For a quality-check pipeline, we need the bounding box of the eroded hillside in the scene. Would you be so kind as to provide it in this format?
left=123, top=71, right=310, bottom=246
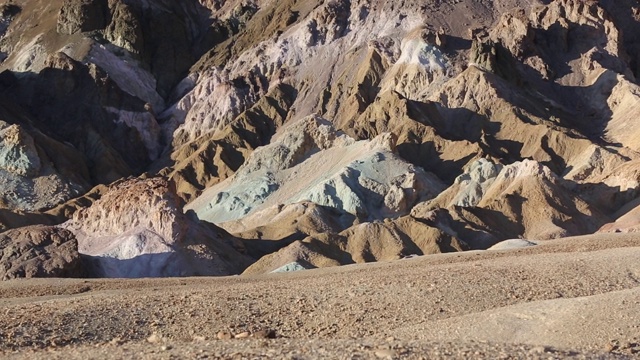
left=1, top=0, right=640, bottom=278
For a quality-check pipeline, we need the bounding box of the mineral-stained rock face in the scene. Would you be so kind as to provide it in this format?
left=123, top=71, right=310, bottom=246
left=0, top=225, right=84, bottom=280
left=188, top=115, right=445, bottom=225
left=62, top=177, right=252, bottom=278
left=417, top=159, right=609, bottom=242
left=0, top=120, right=41, bottom=177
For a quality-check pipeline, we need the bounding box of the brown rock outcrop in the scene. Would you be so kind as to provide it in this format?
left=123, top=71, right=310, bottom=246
left=57, top=0, right=109, bottom=35
left=243, top=214, right=467, bottom=275
left=0, top=225, right=84, bottom=280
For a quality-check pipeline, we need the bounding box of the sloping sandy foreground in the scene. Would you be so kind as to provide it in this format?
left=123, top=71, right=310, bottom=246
left=1, top=234, right=639, bottom=359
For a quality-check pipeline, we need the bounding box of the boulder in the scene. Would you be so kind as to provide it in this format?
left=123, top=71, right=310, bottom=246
left=57, top=0, right=109, bottom=35
left=0, top=225, right=84, bottom=280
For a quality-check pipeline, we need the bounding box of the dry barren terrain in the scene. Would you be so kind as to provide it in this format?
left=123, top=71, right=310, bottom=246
left=2, top=0, right=640, bottom=358
left=1, top=233, right=639, bottom=359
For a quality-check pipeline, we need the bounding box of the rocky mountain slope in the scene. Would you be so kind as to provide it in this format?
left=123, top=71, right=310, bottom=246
left=1, top=0, right=640, bottom=358
left=0, top=0, right=639, bottom=279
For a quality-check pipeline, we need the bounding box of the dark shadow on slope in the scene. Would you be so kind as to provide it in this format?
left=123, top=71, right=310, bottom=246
left=540, top=134, right=567, bottom=175
left=81, top=253, right=175, bottom=278
left=80, top=250, right=244, bottom=279
left=397, top=142, right=477, bottom=184
left=600, top=0, right=640, bottom=80
left=240, top=235, right=305, bottom=261
left=305, top=236, right=357, bottom=265
left=441, top=35, right=472, bottom=56
left=455, top=195, right=527, bottom=248
left=565, top=179, right=640, bottom=216
left=230, top=84, right=299, bottom=148
left=152, top=83, right=298, bottom=202
left=465, top=29, right=629, bottom=144
left=105, top=0, right=219, bottom=97
left=413, top=208, right=498, bottom=250
left=193, top=0, right=301, bottom=70
left=0, top=209, right=60, bottom=234
left=492, top=21, right=633, bottom=142
left=393, top=230, right=425, bottom=256
left=0, top=63, right=153, bottom=184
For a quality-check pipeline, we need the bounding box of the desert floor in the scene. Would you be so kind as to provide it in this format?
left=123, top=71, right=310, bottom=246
left=1, top=233, right=639, bottom=359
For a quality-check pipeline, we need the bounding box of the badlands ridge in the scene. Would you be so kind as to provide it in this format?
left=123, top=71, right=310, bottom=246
left=0, top=0, right=639, bottom=357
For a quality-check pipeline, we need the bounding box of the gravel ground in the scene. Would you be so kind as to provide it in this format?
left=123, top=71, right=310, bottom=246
left=0, top=233, right=639, bottom=359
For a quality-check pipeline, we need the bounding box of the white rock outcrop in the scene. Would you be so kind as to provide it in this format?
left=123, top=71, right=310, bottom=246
left=63, top=178, right=251, bottom=278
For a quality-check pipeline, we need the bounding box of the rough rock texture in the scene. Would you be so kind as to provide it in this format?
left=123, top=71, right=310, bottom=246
left=0, top=0, right=221, bottom=196
left=62, top=178, right=252, bottom=278
left=56, top=0, right=108, bottom=35
left=0, top=225, right=84, bottom=280
left=0, top=102, right=90, bottom=214
left=161, top=82, right=298, bottom=202
left=243, top=214, right=467, bottom=275
left=3, top=52, right=161, bottom=184
left=102, top=0, right=217, bottom=97
left=163, top=0, right=543, bottom=188
left=0, top=120, right=40, bottom=177
left=416, top=159, right=609, bottom=243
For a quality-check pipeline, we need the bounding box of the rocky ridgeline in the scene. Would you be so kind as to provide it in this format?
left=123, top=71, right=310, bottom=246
left=1, top=0, right=640, bottom=278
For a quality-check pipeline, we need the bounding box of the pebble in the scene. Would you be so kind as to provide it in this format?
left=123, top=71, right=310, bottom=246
left=216, top=331, right=232, bottom=340
left=375, top=349, right=396, bottom=358
left=234, top=331, right=250, bottom=339
left=604, top=343, right=616, bottom=352
left=146, top=333, right=161, bottom=344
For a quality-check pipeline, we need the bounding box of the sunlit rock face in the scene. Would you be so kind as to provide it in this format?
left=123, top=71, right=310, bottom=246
left=62, top=178, right=252, bottom=278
